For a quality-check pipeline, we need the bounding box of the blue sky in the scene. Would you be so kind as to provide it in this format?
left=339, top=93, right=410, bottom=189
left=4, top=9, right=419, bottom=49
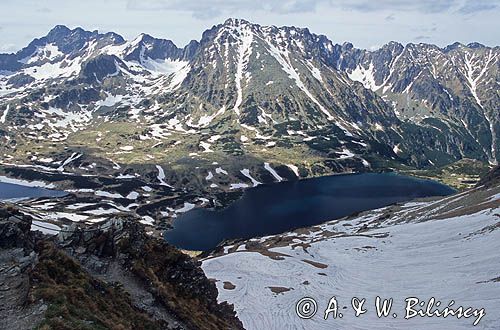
left=0, top=0, right=498, bottom=53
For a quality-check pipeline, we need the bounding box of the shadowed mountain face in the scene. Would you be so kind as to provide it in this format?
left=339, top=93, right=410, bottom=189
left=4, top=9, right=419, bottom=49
left=0, top=19, right=498, bottom=188
left=334, top=41, right=499, bottom=165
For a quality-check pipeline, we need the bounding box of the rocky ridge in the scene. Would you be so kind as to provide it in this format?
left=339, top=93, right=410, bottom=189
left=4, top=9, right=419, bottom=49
left=0, top=206, right=243, bottom=330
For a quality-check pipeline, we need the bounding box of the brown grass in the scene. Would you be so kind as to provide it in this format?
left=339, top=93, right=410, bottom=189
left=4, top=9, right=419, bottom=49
left=30, top=241, right=164, bottom=330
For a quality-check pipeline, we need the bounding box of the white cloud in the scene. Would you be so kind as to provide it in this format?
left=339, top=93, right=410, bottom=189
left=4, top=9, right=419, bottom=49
left=127, top=0, right=322, bottom=17
left=0, top=0, right=498, bottom=54
left=458, top=0, right=500, bottom=14
left=0, top=43, right=17, bottom=53
left=126, top=0, right=496, bottom=18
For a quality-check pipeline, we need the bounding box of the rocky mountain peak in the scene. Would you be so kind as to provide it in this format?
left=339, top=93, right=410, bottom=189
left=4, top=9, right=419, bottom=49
left=378, top=41, right=404, bottom=53
left=46, top=24, right=72, bottom=38
left=467, top=42, right=486, bottom=49
left=223, top=17, right=250, bottom=26
left=443, top=41, right=465, bottom=52
left=13, top=25, right=125, bottom=66
left=44, top=25, right=97, bottom=53
left=124, top=33, right=182, bottom=62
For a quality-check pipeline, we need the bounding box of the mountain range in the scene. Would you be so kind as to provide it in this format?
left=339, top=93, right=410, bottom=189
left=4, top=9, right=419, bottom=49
left=0, top=19, right=498, bottom=194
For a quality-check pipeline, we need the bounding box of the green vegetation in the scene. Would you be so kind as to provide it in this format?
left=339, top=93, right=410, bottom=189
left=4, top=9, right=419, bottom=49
left=32, top=241, right=163, bottom=330
left=402, top=158, right=491, bottom=190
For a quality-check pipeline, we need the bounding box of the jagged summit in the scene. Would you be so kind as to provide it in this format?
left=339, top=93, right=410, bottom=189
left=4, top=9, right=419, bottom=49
left=467, top=42, right=486, bottom=49
left=348, top=40, right=492, bottom=53
left=2, top=21, right=494, bottom=59
left=47, top=24, right=71, bottom=35
left=223, top=17, right=251, bottom=26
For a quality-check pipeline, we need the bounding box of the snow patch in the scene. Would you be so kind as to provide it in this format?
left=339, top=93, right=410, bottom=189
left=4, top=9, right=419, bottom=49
left=240, top=169, right=261, bottom=187
left=348, top=62, right=380, bottom=91
left=230, top=183, right=249, bottom=190
left=0, top=175, right=55, bottom=188
left=31, top=220, right=61, bottom=235
left=216, top=167, right=228, bottom=175
left=156, top=165, right=172, bottom=187
left=175, top=202, right=196, bottom=213
left=264, top=163, right=283, bottom=182
left=0, top=104, right=9, bottom=123
left=286, top=164, right=300, bottom=177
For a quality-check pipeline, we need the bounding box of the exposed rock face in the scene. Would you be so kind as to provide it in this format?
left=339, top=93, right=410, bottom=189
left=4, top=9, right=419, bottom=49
left=79, top=54, right=123, bottom=84
left=58, top=217, right=243, bottom=330
left=0, top=207, right=33, bottom=250
left=0, top=210, right=44, bottom=330
left=0, top=208, right=243, bottom=330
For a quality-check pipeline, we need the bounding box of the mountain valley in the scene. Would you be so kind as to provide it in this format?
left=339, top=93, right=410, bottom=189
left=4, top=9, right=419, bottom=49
left=0, top=19, right=498, bottom=230
left=0, top=16, right=499, bottom=330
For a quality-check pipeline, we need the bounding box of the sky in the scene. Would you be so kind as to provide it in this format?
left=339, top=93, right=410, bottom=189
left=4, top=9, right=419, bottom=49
left=0, top=0, right=499, bottom=53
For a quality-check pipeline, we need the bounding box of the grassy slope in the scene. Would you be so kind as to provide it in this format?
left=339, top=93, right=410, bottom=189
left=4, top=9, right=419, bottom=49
left=31, top=241, right=164, bottom=330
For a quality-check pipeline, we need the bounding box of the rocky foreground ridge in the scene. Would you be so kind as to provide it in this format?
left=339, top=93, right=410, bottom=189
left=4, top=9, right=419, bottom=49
left=0, top=208, right=243, bottom=330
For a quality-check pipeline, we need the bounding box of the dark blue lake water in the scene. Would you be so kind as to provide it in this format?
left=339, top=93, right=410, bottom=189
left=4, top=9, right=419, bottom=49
left=164, top=173, right=455, bottom=251
left=0, top=182, right=66, bottom=200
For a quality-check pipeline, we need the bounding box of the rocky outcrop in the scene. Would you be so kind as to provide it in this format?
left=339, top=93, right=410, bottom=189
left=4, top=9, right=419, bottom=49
left=80, top=54, right=123, bottom=84
left=58, top=217, right=244, bottom=330
left=0, top=209, right=44, bottom=330
left=0, top=207, right=34, bottom=250
left=0, top=207, right=243, bottom=330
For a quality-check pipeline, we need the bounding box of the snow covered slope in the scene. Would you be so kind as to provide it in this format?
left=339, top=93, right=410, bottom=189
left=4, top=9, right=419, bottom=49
left=202, top=179, right=500, bottom=329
